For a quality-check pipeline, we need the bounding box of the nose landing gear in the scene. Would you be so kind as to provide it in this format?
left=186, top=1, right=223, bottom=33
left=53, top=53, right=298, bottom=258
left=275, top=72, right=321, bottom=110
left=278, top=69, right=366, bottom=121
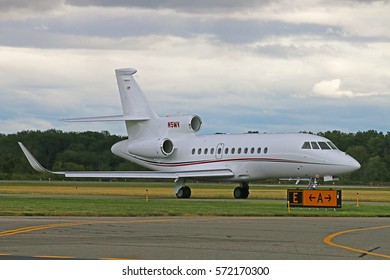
left=307, top=177, right=319, bottom=190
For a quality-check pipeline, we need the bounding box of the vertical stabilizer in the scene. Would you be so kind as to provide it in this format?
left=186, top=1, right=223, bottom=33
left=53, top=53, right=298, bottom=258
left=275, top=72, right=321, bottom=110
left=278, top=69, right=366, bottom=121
left=115, top=68, right=158, bottom=120
left=115, top=68, right=160, bottom=139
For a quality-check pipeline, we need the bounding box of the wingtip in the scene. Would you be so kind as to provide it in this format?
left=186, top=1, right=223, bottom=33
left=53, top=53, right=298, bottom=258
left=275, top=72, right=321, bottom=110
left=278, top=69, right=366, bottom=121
left=18, top=142, right=50, bottom=173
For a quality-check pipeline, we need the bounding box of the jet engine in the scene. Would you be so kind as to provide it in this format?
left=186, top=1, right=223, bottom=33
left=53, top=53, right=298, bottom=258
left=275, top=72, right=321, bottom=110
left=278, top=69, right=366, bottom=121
left=127, top=138, right=174, bottom=158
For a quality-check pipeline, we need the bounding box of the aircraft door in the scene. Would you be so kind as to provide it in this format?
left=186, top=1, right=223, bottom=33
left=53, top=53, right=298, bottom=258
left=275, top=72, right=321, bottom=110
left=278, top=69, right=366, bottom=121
left=216, top=143, right=224, bottom=159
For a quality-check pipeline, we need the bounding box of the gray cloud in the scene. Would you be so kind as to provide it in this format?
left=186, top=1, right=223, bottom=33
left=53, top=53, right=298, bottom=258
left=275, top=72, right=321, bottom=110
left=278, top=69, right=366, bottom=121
left=65, top=0, right=269, bottom=12
left=0, top=0, right=389, bottom=135
left=0, top=0, right=63, bottom=13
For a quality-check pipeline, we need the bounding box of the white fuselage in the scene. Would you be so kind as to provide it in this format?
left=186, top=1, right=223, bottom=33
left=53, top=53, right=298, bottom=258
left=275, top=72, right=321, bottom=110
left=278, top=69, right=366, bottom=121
left=112, top=132, right=360, bottom=182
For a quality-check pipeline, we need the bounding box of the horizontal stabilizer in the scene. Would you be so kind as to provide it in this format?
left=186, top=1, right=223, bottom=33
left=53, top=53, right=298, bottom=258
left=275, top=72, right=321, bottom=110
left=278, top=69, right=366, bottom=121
left=62, top=115, right=150, bottom=122
left=18, top=142, right=233, bottom=180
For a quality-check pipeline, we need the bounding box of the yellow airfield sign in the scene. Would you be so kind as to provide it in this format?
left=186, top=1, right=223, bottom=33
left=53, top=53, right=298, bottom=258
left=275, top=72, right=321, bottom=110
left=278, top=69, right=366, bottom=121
left=287, top=189, right=342, bottom=208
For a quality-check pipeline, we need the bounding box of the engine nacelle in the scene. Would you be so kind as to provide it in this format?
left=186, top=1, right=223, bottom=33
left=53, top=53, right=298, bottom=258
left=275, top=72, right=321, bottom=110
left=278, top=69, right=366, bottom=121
left=165, top=115, right=202, bottom=133
left=128, top=138, right=174, bottom=158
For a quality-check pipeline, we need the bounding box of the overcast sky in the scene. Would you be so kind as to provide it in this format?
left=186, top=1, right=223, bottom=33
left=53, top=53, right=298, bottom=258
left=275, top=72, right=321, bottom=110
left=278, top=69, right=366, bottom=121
left=1, top=0, right=389, bottom=136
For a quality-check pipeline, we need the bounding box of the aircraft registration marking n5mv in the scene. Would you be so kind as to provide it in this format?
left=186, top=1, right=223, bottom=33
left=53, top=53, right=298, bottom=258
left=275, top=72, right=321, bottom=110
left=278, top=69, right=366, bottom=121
left=19, top=68, right=361, bottom=199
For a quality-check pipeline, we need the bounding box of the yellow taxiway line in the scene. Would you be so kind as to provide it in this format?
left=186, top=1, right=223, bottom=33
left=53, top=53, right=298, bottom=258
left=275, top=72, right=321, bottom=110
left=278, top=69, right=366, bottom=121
left=323, top=224, right=390, bottom=259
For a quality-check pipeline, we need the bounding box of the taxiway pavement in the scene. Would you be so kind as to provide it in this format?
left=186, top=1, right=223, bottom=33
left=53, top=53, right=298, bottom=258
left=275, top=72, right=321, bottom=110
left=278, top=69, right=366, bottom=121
left=0, top=216, right=389, bottom=260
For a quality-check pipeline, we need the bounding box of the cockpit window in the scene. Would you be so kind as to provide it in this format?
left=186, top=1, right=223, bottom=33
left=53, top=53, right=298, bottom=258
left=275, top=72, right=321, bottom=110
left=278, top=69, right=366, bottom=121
left=318, top=142, right=331, bottom=150
left=311, top=142, right=320, bottom=149
left=327, top=141, right=338, bottom=150
left=302, top=141, right=338, bottom=150
left=301, top=142, right=311, bottom=149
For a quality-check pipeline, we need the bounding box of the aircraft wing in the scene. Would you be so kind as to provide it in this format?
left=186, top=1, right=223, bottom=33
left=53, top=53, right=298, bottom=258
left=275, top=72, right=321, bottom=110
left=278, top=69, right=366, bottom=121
left=18, top=142, right=234, bottom=179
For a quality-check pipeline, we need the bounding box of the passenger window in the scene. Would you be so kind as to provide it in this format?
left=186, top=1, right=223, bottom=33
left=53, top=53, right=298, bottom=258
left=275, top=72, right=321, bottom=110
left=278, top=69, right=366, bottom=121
left=250, top=147, right=255, bottom=154
left=318, top=142, right=331, bottom=150
left=257, top=147, right=261, bottom=154
left=238, top=148, right=242, bottom=154
left=244, top=148, right=248, bottom=154
left=301, top=142, right=311, bottom=149
left=327, top=142, right=338, bottom=150
left=264, top=147, right=268, bottom=154
left=198, top=148, right=202, bottom=154
left=192, top=148, right=195, bottom=155
left=231, top=148, right=235, bottom=154
left=204, top=148, right=208, bottom=154
left=217, top=148, right=222, bottom=154
left=225, top=148, right=229, bottom=154
left=311, top=142, right=320, bottom=149
left=211, top=148, right=215, bottom=154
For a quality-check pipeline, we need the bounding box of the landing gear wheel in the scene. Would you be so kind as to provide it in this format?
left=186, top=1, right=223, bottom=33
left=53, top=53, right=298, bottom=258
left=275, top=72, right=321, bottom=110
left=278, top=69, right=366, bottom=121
left=233, top=185, right=249, bottom=199
left=176, top=186, right=191, bottom=199
left=234, top=187, right=242, bottom=199
left=183, top=186, right=191, bottom=198
left=241, top=188, right=249, bottom=199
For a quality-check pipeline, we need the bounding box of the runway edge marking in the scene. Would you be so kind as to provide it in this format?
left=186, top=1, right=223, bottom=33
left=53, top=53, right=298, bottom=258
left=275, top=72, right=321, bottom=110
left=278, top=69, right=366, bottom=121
left=323, top=224, right=390, bottom=259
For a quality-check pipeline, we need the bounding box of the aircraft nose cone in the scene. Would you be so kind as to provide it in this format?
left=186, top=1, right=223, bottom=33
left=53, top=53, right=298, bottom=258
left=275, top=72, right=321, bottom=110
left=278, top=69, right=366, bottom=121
left=347, top=155, right=361, bottom=172
left=352, top=159, right=361, bottom=171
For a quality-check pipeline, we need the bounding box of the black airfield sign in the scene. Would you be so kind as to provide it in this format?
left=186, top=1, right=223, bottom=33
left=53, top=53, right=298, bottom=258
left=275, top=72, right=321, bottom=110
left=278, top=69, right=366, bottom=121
left=287, top=189, right=342, bottom=208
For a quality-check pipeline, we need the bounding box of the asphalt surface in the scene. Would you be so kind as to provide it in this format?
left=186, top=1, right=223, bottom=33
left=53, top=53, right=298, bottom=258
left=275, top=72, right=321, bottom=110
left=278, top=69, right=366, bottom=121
left=0, top=216, right=389, bottom=260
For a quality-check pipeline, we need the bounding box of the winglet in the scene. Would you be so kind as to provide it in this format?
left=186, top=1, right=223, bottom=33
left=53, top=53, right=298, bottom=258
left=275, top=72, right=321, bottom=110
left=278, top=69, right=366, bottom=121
left=18, top=142, right=52, bottom=173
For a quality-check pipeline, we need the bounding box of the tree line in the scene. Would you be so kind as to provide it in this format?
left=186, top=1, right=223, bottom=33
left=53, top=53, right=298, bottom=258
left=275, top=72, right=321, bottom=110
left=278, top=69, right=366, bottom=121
left=0, top=130, right=144, bottom=180
left=0, top=129, right=389, bottom=184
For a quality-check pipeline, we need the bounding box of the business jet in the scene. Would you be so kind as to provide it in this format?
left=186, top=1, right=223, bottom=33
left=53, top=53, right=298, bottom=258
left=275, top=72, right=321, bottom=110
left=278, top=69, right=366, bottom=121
left=19, top=68, right=361, bottom=199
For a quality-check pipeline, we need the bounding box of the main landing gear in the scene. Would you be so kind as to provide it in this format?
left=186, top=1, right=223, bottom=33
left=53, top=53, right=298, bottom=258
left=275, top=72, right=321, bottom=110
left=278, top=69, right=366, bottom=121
left=233, top=182, right=250, bottom=199
left=175, top=179, right=192, bottom=199
left=176, top=186, right=191, bottom=199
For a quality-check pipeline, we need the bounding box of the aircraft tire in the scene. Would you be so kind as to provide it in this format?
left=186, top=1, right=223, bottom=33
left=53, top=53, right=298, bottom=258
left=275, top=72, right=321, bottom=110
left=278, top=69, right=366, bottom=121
left=241, top=188, right=249, bottom=199
left=176, top=187, right=184, bottom=198
left=234, top=186, right=249, bottom=199
left=183, top=186, right=191, bottom=198
left=234, top=187, right=242, bottom=199
left=176, top=186, right=191, bottom=199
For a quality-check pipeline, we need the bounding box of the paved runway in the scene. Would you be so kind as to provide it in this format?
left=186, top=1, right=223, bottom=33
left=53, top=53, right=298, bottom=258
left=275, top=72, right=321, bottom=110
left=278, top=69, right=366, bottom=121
left=0, top=216, right=389, bottom=260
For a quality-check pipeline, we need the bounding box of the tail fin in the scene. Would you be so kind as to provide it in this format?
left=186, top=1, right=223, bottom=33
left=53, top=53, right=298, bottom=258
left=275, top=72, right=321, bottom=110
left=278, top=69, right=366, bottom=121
left=115, top=68, right=162, bottom=139
left=63, top=68, right=161, bottom=139
left=115, top=68, right=158, bottom=120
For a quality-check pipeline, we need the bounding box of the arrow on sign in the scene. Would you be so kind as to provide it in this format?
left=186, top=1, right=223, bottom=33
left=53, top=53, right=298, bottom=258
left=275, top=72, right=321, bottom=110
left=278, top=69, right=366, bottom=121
left=309, top=194, right=316, bottom=201
left=326, top=195, right=332, bottom=202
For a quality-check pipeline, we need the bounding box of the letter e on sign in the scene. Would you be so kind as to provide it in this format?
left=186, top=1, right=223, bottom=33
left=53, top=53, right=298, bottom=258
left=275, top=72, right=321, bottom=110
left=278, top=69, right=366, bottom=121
left=287, top=190, right=303, bottom=207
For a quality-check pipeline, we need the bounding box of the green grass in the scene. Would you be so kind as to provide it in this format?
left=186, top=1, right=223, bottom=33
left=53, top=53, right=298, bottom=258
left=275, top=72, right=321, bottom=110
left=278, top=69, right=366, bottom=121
left=0, top=196, right=389, bottom=217
left=0, top=180, right=389, bottom=217
left=1, top=180, right=390, bottom=201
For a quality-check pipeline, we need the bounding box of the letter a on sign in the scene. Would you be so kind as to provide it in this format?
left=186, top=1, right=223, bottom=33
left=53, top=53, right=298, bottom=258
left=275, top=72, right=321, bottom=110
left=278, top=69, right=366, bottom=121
left=317, top=193, right=323, bottom=203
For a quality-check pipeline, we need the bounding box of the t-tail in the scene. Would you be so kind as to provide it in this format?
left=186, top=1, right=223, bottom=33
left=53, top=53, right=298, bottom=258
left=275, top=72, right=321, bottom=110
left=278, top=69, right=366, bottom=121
left=64, top=68, right=160, bottom=139
left=115, top=68, right=161, bottom=139
left=63, top=68, right=202, bottom=141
